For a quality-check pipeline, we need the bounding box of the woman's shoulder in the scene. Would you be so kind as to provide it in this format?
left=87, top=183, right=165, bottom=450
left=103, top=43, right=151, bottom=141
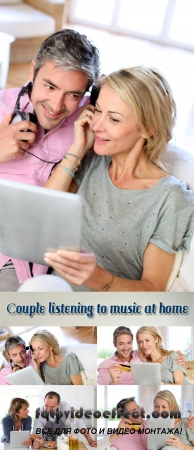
left=2, top=414, right=13, bottom=425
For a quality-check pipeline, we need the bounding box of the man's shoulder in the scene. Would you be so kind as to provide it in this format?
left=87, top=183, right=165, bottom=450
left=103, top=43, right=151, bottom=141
left=0, top=87, right=21, bottom=105
left=98, top=355, right=116, bottom=369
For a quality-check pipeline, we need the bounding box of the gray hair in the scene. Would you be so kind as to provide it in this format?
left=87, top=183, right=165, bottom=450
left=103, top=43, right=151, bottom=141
left=117, top=397, right=136, bottom=415
left=113, top=326, right=133, bottom=343
left=5, top=336, right=26, bottom=354
left=33, top=29, right=100, bottom=90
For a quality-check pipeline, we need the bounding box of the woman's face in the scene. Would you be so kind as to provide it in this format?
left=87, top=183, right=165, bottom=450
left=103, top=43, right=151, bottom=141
left=15, top=404, right=29, bottom=420
left=31, top=339, right=52, bottom=362
left=137, top=332, right=158, bottom=356
left=92, top=84, right=145, bottom=158
left=153, top=397, right=170, bottom=415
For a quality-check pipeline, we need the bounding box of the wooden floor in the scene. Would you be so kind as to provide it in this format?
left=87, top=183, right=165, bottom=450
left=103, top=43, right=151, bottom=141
left=1, top=326, right=97, bottom=351
left=6, top=62, right=31, bottom=89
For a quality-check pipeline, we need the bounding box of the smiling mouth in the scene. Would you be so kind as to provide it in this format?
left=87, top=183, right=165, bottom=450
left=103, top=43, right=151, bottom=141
left=95, top=136, right=110, bottom=143
left=42, top=104, right=68, bottom=118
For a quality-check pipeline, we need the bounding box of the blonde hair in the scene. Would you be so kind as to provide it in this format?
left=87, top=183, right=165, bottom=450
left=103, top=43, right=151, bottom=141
left=153, top=390, right=179, bottom=412
left=8, top=398, right=29, bottom=422
left=30, top=330, right=61, bottom=357
left=136, top=326, right=171, bottom=361
left=98, top=66, right=176, bottom=169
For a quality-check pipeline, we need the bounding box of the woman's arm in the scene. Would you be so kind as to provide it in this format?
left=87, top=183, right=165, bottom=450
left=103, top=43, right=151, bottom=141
left=172, top=370, right=184, bottom=385
left=70, top=374, right=83, bottom=385
left=44, top=242, right=175, bottom=292
left=2, top=416, right=13, bottom=443
left=44, top=107, right=95, bottom=192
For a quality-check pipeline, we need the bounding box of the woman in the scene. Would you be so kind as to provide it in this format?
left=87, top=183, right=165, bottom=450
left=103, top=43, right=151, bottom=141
left=44, top=66, right=194, bottom=292
left=1, top=397, right=32, bottom=444
left=30, top=330, right=84, bottom=385
left=153, top=389, right=194, bottom=449
left=136, top=326, right=190, bottom=384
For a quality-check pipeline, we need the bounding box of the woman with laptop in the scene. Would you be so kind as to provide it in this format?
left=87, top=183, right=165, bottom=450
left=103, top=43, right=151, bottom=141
left=43, top=66, right=194, bottom=292
left=153, top=389, right=194, bottom=449
left=29, top=329, right=85, bottom=385
left=136, top=326, right=191, bottom=385
left=1, top=397, right=32, bottom=444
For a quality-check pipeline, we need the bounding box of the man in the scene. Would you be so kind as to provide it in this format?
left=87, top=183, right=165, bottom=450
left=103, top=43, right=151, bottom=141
left=0, top=29, right=100, bottom=291
left=32, top=391, right=96, bottom=448
left=107, top=397, right=147, bottom=450
left=0, top=336, right=33, bottom=385
left=97, top=326, right=185, bottom=385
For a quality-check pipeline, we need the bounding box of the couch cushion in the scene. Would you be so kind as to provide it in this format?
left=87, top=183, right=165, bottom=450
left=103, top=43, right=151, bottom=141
left=0, top=3, right=55, bottom=38
left=165, top=145, right=194, bottom=292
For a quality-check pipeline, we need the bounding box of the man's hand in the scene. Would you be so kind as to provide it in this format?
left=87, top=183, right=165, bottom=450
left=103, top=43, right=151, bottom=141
left=22, top=438, right=32, bottom=446
left=109, top=363, right=122, bottom=385
left=11, top=365, right=21, bottom=373
left=89, top=440, right=97, bottom=447
left=0, top=113, right=37, bottom=163
left=175, top=350, right=185, bottom=367
left=185, top=414, right=194, bottom=429
left=32, top=437, right=43, bottom=449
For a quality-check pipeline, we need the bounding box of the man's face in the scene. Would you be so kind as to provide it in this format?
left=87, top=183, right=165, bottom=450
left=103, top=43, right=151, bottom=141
left=44, top=396, right=59, bottom=413
left=122, top=401, right=143, bottom=425
left=29, top=60, right=89, bottom=131
left=114, top=333, right=133, bottom=362
left=8, top=344, right=27, bottom=368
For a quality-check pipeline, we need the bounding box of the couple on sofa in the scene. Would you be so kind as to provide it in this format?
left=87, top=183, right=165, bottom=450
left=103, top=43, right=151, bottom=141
left=0, top=331, right=84, bottom=385
left=97, top=326, right=190, bottom=385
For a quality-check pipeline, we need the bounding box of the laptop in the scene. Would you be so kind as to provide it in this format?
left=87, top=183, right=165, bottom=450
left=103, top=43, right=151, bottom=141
left=147, top=417, right=174, bottom=450
left=0, top=178, right=82, bottom=265
left=130, top=362, right=161, bottom=385
left=6, top=365, right=44, bottom=385
left=10, top=431, right=30, bottom=449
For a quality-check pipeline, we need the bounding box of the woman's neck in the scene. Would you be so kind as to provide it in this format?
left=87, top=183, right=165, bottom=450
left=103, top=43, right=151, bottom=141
left=109, top=147, right=166, bottom=190
left=46, top=353, right=63, bottom=367
left=148, top=349, right=163, bottom=362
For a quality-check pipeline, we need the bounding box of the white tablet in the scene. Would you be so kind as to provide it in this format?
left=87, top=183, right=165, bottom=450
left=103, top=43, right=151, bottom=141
left=147, top=417, right=174, bottom=450
left=6, top=365, right=44, bottom=385
left=10, top=431, right=30, bottom=449
left=0, top=178, right=82, bottom=265
left=130, top=362, right=161, bottom=385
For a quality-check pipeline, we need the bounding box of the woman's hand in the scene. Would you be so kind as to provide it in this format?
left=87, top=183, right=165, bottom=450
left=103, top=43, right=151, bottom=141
left=44, top=249, right=96, bottom=286
left=71, top=107, right=95, bottom=159
left=31, top=351, right=41, bottom=372
left=165, top=435, right=186, bottom=449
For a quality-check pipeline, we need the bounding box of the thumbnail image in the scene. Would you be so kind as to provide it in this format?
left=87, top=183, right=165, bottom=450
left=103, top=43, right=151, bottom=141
left=0, top=326, right=97, bottom=386
left=97, top=325, right=194, bottom=385
left=97, top=385, right=194, bottom=449
left=0, top=384, right=96, bottom=448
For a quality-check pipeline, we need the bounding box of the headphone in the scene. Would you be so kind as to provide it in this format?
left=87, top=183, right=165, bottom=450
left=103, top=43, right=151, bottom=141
left=11, top=82, right=37, bottom=127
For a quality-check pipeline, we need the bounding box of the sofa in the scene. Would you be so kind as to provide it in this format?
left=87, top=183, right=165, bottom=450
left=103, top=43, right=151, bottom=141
left=165, top=145, right=194, bottom=292
left=60, top=343, right=97, bottom=385
left=0, top=0, right=65, bottom=63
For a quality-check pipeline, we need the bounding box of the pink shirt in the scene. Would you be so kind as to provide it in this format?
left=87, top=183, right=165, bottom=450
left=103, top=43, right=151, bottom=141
left=0, top=351, right=33, bottom=385
left=97, top=351, right=141, bottom=385
left=110, top=421, right=147, bottom=450
left=0, top=86, right=89, bottom=284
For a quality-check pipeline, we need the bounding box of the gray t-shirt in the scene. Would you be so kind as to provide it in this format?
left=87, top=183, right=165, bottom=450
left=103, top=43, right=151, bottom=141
left=41, top=354, right=84, bottom=385
left=162, top=417, right=194, bottom=448
left=72, top=151, right=194, bottom=291
left=161, top=351, right=191, bottom=384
